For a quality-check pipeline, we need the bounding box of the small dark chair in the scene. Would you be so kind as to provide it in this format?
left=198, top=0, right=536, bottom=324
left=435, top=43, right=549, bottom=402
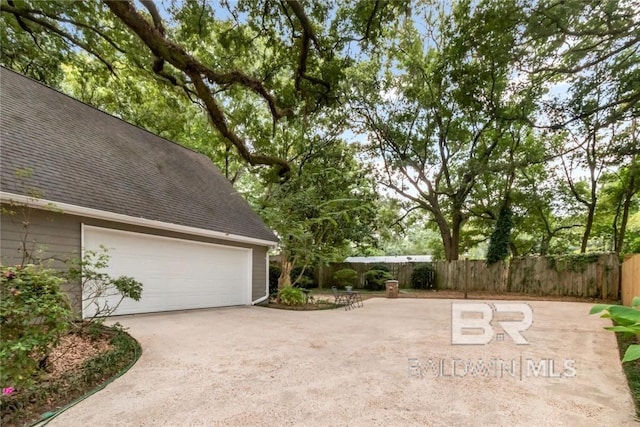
left=332, top=286, right=347, bottom=305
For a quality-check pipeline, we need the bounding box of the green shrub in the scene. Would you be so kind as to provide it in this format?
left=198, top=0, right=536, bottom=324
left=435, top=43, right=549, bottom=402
left=369, top=263, right=390, bottom=272
left=364, top=269, right=392, bottom=290
left=278, top=286, right=306, bottom=306
left=66, top=248, right=142, bottom=324
left=333, top=268, right=358, bottom=289
left=591, top=297, right=640, bottom=362
left=0, top=323, right=141, bottom=426
left=411, top=264, right=436, bottom=289
left=0, top=264, right=72, bottom=390
left=486, top=204, right=513, bottom=264
left=268, top=264, right=315, bottom=294
left=269, top=264, right=281, bottom=295
left=291, top=266, right=316, bottom=288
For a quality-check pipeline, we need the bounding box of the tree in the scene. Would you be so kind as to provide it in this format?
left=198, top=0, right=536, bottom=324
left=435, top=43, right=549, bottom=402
left=592, top=153, right=640, bottom=254
left=526, top=0, right=640, bottom=128
left=250, top=134, right=379, bottom=288
left=0, top=0, right=407, bottom=178
left=524, top=0, right=639, bottom=253
left=512, top=164, right=584, bottom=255
left=486, top=202, right=513, bottom=264
left=352, top=0, right=541, bottom=261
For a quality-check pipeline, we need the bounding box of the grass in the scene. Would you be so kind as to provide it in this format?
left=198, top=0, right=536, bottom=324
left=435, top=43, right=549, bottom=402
left=616, top=331, right=640, bottom=418
left=0, top=324, right=140, bottom=427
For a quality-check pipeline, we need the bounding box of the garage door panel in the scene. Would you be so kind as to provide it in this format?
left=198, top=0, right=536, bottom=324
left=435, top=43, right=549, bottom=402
left=82, top=225, right=251, bottom=317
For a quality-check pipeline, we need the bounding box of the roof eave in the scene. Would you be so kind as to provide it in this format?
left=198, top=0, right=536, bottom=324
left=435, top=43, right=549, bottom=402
left=0, top=192, right=279, bottom=247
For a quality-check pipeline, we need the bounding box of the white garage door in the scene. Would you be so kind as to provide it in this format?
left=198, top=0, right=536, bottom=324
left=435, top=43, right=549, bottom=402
left=82, top=225, right=252, bottom=317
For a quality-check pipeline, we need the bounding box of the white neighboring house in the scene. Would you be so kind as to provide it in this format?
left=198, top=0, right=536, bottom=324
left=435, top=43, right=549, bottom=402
left=344, top=255, right=433, bottom=263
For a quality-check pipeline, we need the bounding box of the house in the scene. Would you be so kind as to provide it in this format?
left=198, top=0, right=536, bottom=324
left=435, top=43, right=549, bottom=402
left=344, top=255, right=433, bottom=263
left=0, top=67, right=278, bottom=317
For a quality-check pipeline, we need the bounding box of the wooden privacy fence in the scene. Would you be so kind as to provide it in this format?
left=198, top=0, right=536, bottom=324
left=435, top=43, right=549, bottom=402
left=433, top=260, right=508, bottom=293
left=318, top=253, right=620, bottom=299
left=317, top=262, right=424, bottom=289
left=621, top=254, right=640, bottom=306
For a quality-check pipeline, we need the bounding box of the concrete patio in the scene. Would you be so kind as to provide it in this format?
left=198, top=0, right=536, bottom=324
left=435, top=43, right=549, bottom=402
left=48, top=298, right=636, bottom=426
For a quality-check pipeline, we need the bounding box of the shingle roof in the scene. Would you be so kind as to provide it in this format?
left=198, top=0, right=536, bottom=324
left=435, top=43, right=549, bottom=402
left=0, top=67, right=278, bottom=244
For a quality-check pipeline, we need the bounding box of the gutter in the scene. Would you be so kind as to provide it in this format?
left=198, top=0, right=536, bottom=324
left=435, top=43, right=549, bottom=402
left=252, top=295, right=268, bottom=305
left=252, top=250, right=271, bottom=306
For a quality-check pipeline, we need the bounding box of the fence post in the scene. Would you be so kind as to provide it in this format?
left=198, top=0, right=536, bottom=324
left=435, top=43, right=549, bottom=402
left=464, top=259, right=469, bottom=299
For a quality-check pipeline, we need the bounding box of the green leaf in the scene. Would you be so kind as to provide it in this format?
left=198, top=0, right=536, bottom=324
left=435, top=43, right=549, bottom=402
left=607, top=306, right=640, bottom=326
left=632, top=296, right=640, bottom=309
left=622, top=345, right=640, bottom=363
left=589, top=304, right=612, bottom=315
left=605, top=324, right=640, bottom=334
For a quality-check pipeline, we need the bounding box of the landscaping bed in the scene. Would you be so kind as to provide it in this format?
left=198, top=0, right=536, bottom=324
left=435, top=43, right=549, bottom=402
left=0, top=325, right=140, bottom=427
left=617, top=331, right=640, bottom=417
left=266, top=300, right=344, bottom=310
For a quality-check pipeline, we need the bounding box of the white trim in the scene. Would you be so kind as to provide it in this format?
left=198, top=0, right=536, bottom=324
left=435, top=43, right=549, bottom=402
left=1, top=192, right=278, bottom=247
left=265, top=250, right=269, bottom=296
left=82, top=224, right=253, bottom=254
left=80, top=223, right=86, bottom=315
left=246, top=248, right=253, bottom=305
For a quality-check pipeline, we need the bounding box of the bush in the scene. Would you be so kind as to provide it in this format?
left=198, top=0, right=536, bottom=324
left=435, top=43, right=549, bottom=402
left=0, top=264, right=72, bottom=390
left=66, top=248, right=142, bottom=324
left=291, top=266, right=316, bottom=289
left=591, top=297, right=640, bottom=362
left=411, top=264, right=436, bottom=289
left=269, top=264, right=315, bottom=294
left=369, top=263, right=390, bottom=272
left=278, top=286, right=306, bottom=306
left=363, top=269, right=392, bottom=290
left=333, top=268, right=358, bottom=289
left=269, top=264, right=281, bottom=296
left=0, top=323, right=141, bottom=426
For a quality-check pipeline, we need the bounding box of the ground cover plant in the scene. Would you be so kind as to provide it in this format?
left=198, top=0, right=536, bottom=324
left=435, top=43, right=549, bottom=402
left=591, top=297, right=640, bottom=416
left=0, top=253, right=143, bottom=426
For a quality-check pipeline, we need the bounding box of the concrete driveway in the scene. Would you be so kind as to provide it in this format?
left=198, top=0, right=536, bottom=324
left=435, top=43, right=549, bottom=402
left=49, top=298, right=636, bottom=426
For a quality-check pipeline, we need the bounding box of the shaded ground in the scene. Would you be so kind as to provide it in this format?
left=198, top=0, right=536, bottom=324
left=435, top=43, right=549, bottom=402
left=45, top=299, right=636, bottom=426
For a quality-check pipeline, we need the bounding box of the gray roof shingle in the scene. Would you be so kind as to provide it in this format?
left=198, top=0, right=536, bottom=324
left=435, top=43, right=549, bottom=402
left=0, top=67, right=278, bottom=244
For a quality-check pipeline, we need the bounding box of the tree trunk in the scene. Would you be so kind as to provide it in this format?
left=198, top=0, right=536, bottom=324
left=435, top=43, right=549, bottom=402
left=278, top=257, right=293, bottom=289
left=615, top=155, right=639, bottom=252
left=539, top=235, right=550, bottom=256
left=509, top=242, right=519, bottom=257
left=449, top=230, right=460, bottom=261
left=436, top=219, right=459, bottom=261
left=580, top=203, right=596, bottom=253
left=450, top=210, right=464, bottom=261
left=615, top=187, right=634, bottom=252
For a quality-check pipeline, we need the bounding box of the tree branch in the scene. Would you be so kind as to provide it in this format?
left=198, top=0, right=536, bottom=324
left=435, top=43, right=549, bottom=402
left=1, top=3, right=115, bottom=74
left=189, top=72, right=290, bottom=176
